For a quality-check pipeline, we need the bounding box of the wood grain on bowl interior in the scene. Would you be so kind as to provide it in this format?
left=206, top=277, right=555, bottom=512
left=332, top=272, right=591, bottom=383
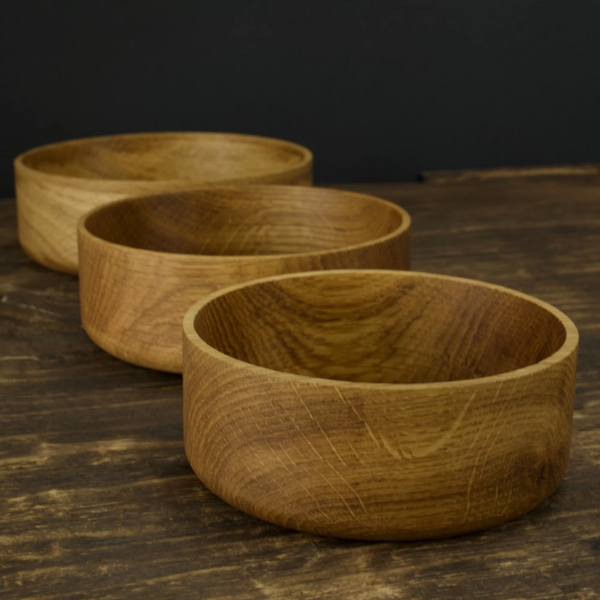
left=78, top=187, right=410, bottom=373
left=15, top=132, right=313, bottom=273
left=182, top=269, right=578, bottom=540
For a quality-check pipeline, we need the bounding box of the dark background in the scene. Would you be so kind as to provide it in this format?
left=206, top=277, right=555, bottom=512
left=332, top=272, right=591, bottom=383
left=2, top=0, right=600, bottom=196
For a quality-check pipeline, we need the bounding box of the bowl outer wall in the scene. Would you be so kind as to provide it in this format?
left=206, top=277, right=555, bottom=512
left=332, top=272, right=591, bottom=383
left=181, top=269, right=579, bottom=540
left=78, top=193, right=410, bottom=372
left=15, top=132, right=313, bottom=273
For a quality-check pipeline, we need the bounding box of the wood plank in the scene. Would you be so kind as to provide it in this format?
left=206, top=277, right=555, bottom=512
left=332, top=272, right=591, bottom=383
left=1, top=177, right=599, bottom=599
left=420, top=164, right=600, bottom=184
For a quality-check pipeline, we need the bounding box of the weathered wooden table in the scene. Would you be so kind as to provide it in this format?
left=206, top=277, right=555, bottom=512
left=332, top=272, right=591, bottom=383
left=1, top=173, right=599, bottom=599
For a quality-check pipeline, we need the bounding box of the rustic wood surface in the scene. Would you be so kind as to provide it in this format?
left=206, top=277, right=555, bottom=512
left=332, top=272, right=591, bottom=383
left=1, top=175, right=599, bottom=599
left=420, top=164, right=600, bottom=184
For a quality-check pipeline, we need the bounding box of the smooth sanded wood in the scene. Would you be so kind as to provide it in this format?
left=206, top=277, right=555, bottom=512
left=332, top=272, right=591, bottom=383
left=1, top=175, right=599, bottom=598
left=14, top=132, right=313, bottom=274
left=183, top=269, right=578, bottom=540
left=78, top=186, right=410, bottom=372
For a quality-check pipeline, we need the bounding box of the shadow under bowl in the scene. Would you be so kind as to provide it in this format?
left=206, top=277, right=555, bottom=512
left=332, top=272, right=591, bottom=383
left=15, top=132, right=313, bottom=273
left=79, top=187, right=410, bottom=372
left=182, top=269, right=578, bottom=540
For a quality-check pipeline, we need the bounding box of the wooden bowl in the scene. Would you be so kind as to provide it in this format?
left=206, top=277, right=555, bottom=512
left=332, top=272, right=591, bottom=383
left=79, top=187, right=410, bottom=373
left=182, top=269, right=578, bottom=540
left=15, top=132, right=313, bottom=273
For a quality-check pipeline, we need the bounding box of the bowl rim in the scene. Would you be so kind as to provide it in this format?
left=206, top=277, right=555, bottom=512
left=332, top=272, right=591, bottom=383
left=14, top=131, right=313, bottom=184
left=183, top=269, right=579, bottom=390
left=77, top=185, right=411, bottom=263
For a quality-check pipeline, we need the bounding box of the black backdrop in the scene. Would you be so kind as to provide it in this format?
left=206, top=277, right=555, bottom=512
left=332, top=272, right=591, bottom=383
left=2, top=0, right=600, bottom=196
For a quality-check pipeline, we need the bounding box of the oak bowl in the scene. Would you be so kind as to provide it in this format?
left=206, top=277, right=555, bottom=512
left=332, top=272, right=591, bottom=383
left=182, top=269, right=578, bottom=540
left=15, top=132, right=313, bottom=273
left=79, top=187, right=410, bottom=373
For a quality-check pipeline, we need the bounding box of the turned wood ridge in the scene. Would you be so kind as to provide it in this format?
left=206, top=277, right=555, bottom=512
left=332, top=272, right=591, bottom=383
left=79, top=187, right=411, bottom=372
left=183, top=269, right=578, bottom=540
left=15, top=132, right=313, bottom=273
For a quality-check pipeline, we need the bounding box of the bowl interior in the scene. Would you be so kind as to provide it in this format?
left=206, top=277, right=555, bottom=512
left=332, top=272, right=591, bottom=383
left=21, top=133, right=307, bottom=181
left=83, top=188, right=405, bottom=256
left=193, top=272, right=568, bottom=384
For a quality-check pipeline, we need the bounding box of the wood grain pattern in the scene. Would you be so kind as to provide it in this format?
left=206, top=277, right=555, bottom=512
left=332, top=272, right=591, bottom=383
left=15, top=132, right=313, bottom=274
left=183, top=269, right=578, bottom=540
left=78, top=186, right=410, bottom=372
left=1, top=174, right=599, bottom=598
